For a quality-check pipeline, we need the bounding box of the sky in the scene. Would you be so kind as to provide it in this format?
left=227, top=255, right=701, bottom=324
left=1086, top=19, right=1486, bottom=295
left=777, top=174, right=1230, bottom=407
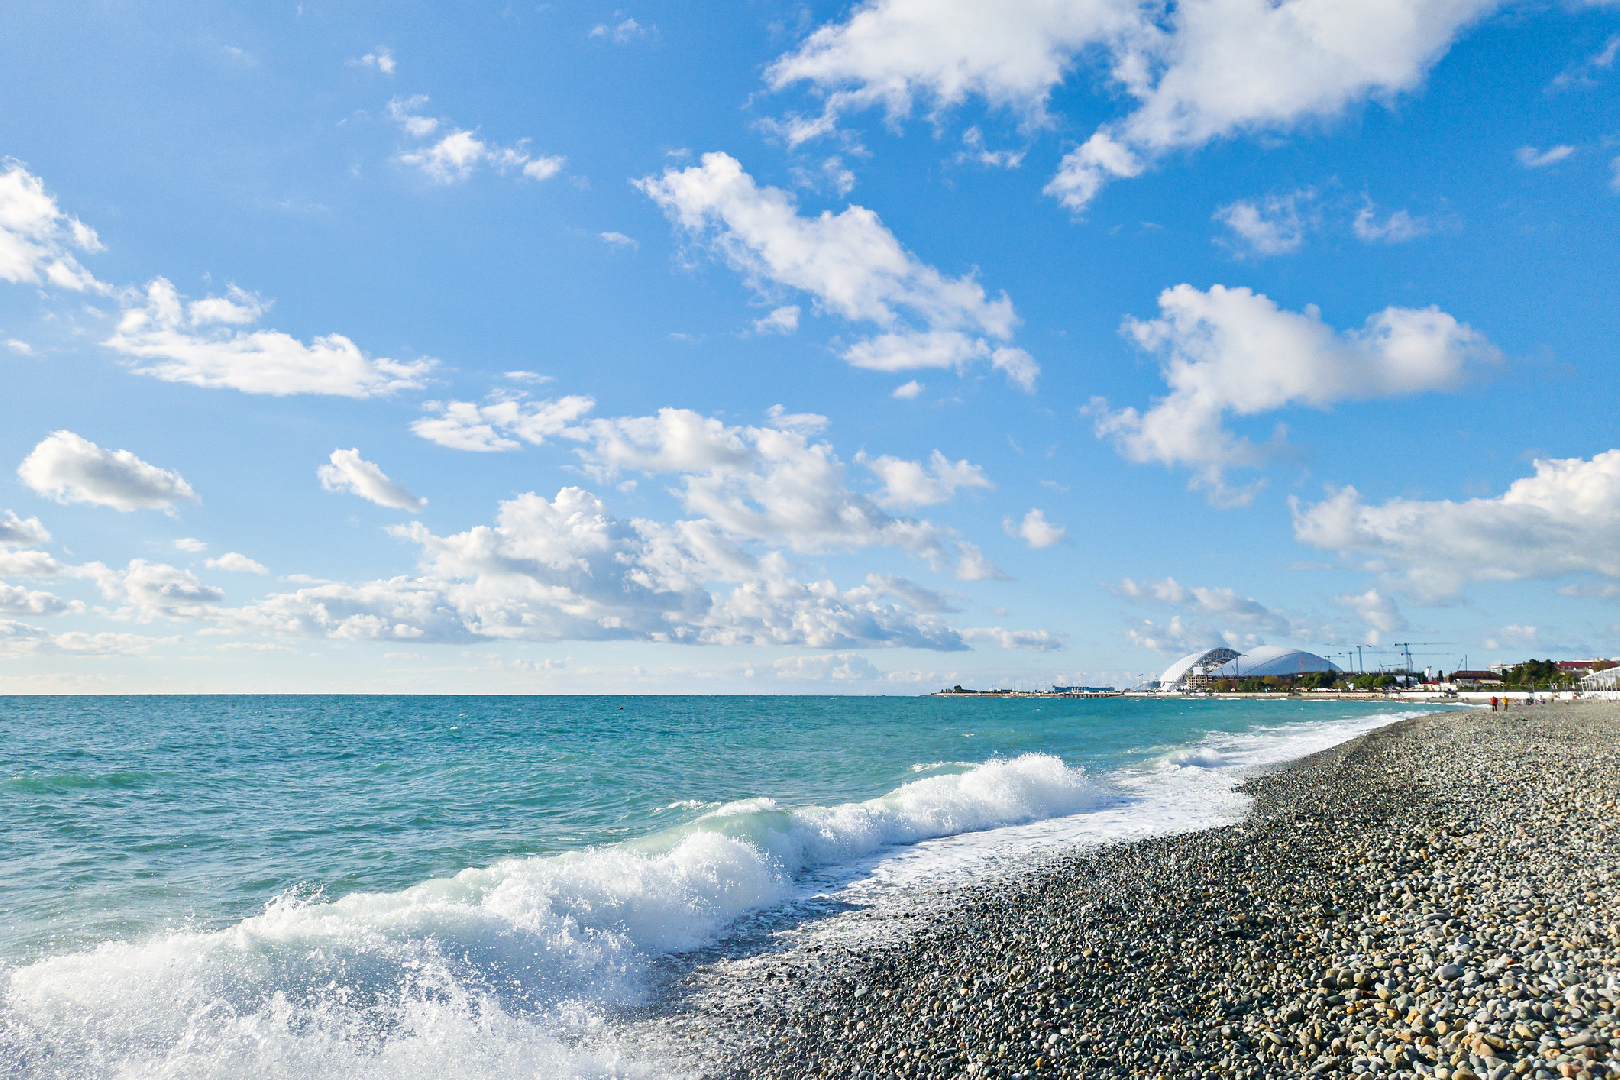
left=1, top=0, right=1617, bottom=694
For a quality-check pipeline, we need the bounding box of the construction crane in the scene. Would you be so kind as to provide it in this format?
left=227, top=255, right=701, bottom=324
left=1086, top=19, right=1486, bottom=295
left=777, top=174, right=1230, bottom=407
left=1387, top=642, right=1456, bottom=674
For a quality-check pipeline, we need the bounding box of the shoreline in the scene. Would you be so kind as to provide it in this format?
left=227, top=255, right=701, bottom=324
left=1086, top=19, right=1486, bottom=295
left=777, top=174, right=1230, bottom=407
left=664, top=702, right=1619, bottom=1080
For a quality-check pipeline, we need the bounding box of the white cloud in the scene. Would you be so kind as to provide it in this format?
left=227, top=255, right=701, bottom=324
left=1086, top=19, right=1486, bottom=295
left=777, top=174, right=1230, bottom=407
left=1484, top=624, right=1537, bottom=651
left=861, top=449, right=993, bottom=508
left=412, top=394, right=597, bottom=452
left=0, top=550, right=61, bottom=576
left=1045, top=0, right=1500, bottom=211
left=590, top=18, right=648, bottom=43
left=892, top=379, right=924, bottom=399
left=1515, top=144, right=1575, bottom=168
left=173, top=537, right=207, bottom=553
left=0, top=159, right=109, bottom=293
left=206, top=552, right=269, bottom=574
left=635, top=152, right=1036, bottom=390
left=1550, top=34, right=1618, bottom=90
left=1291, top=449, right=1620, bottom=601
left=0, top=582, right=76, bottom=616
left=599, top=231, right=638, bottom=249
left=753, top=305, right=800, bottom=335
left=1353, top=199, right=1429, bottom=243
left=7, top=338, right=32, bottom=354
left=76, top=559, right=225, bottom=619
left=0, top=620, right=174, bottom=657
left=227, top=487, right=977, bottom=651
left=1334, top=587, right=1407, bottom=637
left=352, top=46, right=396, bottom=74
left=504, top=371, right=553, bottom=384
left=388, top=97, right=565, bottom=184
left=318, top=448, right=427, bottom=511
left=1004, top=507, right=1066, bottom=548
left=105, top=278, right=434, bottom=397
left=960, top=626, right=1064, bottom=651
left=955, top=127, right=1027, bottom=169
left=0, top=510, right=50, bottom=548
left=568, top=407, right=999, bottom=578
left=1213, top=192, right=1308, bottom=255
left=1091, top=285, right=1491, bottom=504
left=765, top=0, right=1140, bottom=137
left=18, top=431, right=198, bottom=513
left=766, top=0, right=1497, bottom=212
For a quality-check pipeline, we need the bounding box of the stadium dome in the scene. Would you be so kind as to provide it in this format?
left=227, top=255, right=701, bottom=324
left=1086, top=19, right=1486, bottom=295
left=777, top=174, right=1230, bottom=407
left=1159, top=647, right=1241, bottom=689
left=1208, top=646, right=1342, bottom=679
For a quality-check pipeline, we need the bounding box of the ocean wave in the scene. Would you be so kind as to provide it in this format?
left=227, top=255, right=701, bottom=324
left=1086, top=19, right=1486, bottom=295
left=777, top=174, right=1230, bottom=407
left=2, top=754, right=1102, bottom=1079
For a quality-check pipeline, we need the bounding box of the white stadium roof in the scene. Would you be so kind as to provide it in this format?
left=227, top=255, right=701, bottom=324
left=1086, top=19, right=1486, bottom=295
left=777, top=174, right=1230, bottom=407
left=1159, top=647, right=1241, bottom=687
left=1208, top=646, right=1342, bottom=679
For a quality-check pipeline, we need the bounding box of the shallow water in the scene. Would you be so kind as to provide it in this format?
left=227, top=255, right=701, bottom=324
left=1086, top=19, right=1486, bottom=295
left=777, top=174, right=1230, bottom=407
left=0, top=694, right=1450, bottom=1078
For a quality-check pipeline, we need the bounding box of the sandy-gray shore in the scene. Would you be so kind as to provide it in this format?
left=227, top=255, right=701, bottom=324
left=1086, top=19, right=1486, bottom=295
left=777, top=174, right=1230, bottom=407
left=668, top=702, right=1619, bottom=1080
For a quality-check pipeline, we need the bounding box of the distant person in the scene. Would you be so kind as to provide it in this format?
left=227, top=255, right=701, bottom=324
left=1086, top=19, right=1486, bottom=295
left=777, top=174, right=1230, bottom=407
left=1490, top=696, right=1499, bottom=711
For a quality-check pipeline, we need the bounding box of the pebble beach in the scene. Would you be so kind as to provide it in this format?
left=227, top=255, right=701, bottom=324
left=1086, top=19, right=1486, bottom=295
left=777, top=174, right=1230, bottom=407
left=676, top=702, right=1620, bottom=1080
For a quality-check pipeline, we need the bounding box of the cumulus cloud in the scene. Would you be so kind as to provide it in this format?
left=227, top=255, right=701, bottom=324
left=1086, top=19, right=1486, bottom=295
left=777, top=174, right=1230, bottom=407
left=960, top=626, right=1064, bottom=651
left=1114, top=574, right=1312, bottom=656
left=753, top=305, right=800, bottom=335
left=226, top=487, right=976, bottom=650
left=599, top=231, right=638, bottom=250
left=0, top=159, right=108, bottom=292
left=764, top=0, right=1140, bottom=137
left=7, top=338, right=33, bottom=354
left=388, top=96, right=565, bottom=183
left=1353, top=199, right=1429, bottom=243
left=892, top=379, right=924, bottom=399
left=206, top=552, right=268, bottom=574
left=318, top=448, right=427, bottom=511
left=105, top=278, right=434, bottom=397
left=18, top=431, right=198, bottom=513
left=861, top=449, right=992, bottom=508
left=0, top=620, right=175, bottom=657
left=352, top=46, right=396, bottom=74
left=1213, top=192, right=1309, bottom=256
left=1484, top=624, right=1538, bottom=650
left=567, top=407, right=1001, bottom=578
left=0, top=582, right=77, bottom=616
left=173, top=537, right=207, bottom=553
left=635, top=152, right=1037, bottom=390
left=76, top=559, right=226, bottom=620
left=1045, top=0, right=1500, bottom=210
left=1516, top=145, right=1575, bottom=168
left=1291, top=449, right=1620, bottom=601
left=412, top=394, right=597, bottom=452
left=0, top=510, right=50, bottom=548
left=1334, top=587, right=1407, bottom=642
left=1550, top=34, right=1618, bottom=91
left=0, top=549, right=61, bottom=576
left=1004, top=507, right=1066, bottom=548
left=590, top=18, right=648, bottom=43
left=1091, top=285, right=1492, bottom=504
left=764, top=0, right=1498, bottom=212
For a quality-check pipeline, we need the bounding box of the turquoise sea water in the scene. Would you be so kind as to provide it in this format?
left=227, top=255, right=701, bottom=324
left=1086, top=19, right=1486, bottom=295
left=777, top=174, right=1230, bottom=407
left=1, top=694, right=1449, bottom=1078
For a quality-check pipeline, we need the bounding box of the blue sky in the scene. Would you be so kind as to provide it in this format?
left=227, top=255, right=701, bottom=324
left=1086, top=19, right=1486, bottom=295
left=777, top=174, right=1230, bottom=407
left=1, top=0, right=1617, bottom=693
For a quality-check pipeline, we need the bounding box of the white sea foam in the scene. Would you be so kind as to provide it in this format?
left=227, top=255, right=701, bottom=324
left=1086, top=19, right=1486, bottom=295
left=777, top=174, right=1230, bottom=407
left=3, top=711, right=1442, bottom=1079
left=2, top=753, right=1103, bottom=1079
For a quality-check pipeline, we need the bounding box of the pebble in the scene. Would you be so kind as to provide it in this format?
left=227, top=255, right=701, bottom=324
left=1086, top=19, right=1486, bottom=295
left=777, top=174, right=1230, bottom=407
left=660, top=703, right=1620, bottom=1080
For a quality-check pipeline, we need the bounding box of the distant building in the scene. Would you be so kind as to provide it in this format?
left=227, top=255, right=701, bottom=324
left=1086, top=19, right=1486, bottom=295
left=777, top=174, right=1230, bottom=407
left=1206, top=646, right=1342, bottom=680
left=1157, top=647, right=1241, bottom=692
left=1450, top=670, right=1504, bottom=688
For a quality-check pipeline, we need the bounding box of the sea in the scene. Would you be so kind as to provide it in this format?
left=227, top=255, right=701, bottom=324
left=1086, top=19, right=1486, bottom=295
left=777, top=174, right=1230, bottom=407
left=0, top=694, right=1454, bottom=1079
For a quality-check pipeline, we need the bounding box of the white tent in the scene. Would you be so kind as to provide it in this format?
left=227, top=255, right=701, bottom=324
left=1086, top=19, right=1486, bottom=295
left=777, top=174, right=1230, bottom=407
left=1582, top=666, right=1620, bottom=689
